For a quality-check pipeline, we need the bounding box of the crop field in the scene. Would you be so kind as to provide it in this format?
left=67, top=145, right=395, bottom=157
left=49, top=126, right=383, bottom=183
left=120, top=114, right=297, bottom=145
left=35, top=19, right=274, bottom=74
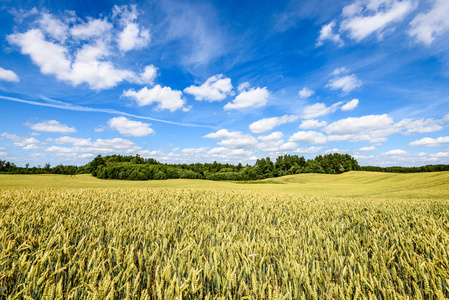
left=1, top=172, right=449, bottom=299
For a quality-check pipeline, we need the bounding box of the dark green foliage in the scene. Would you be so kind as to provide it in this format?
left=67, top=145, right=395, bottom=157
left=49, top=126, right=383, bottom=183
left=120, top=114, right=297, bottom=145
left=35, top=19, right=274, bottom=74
left=87, top=153, right=361, bottom=181
left=2, top=153, right=448, bottom=181
left=361, top=164, right=449, bottom=173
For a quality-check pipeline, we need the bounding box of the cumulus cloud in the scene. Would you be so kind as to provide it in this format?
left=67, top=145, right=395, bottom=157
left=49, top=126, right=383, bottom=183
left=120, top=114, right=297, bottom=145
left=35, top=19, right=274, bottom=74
left=340, top=0, right=417, bottom=41
left=409, top=136, right=449, bottom=147
left=27, top=120, right=76, bottom=133
left=298, top=87, right=315, bottom=98
left=289, top=131, right=327, bottom=144
left=381, top=149, right=409, bottom=155
left=294, top=146, right=324, bottom=154
left=224, top=87, right=270, bottom=110
left=0, top=133, right=40, bottom=150
left=341, top=99, right=359, bottom=111
left=7, top=6, right=152, bottom=90
left=217, top=135, right=258, bottom=149
left=323, top=114, right=442, bottom=144
left=249, top=115, right=299, bottom=134
left=113, top=5, right=150, bottom=52
left=324, top=114, right=395, bottom=143
left=71, top=18, right=113, bottom=39
left=137, top=65, right=158, bottom=85
left=204, top=128, right=259, bottom=151
left=359, top=146, right=376, bottom=151
left=0, top=67, right=20, bottom=82
left=302, top=102, right=342, bottom=119
left=184, top=74, right=233, bottom=101
left=38, top=12, right=68, bottom=42
left=207, top=147, right=254, bottom=161
left=108, top=117, right=155, bottom=137
left=316, top=21, right=344, bottom=46
left=327, top=72, right=362, bottom=94
left=396, top=118, right=442, bottom=135
left=257, top=131, right=283, bottom=142
left=299, top=119, right=327, bottom=130
left=122, top=85, right=186, bottom=112
left=47, top=136, right=141, bottom=154
left=203, top=129, right=243, bottom=139
left=408, top=0, right=449, bottom=45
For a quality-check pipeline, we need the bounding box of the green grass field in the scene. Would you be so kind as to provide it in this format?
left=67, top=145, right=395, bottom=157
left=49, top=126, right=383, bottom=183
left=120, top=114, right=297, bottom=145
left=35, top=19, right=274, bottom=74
left=1, top=172, right=449, bottom=298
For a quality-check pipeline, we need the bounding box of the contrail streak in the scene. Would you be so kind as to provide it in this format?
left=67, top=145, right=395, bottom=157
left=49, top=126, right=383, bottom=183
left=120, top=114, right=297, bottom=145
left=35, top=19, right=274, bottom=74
left=0, top=95, right=214, bottom=128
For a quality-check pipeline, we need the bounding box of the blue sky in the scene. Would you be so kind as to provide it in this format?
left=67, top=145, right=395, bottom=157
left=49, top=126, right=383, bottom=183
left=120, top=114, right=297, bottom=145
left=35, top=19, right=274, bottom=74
left=1, top=0, right=449, bottom=167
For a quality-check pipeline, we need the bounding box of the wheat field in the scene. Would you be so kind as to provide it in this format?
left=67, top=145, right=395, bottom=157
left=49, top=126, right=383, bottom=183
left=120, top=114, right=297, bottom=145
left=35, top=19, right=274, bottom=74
left=1, top=173, right=449, bottom=299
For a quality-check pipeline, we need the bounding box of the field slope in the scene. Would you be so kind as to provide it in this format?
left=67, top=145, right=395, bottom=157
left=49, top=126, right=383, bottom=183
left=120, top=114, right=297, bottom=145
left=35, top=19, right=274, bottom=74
left=1, top=171, right=449, bottom=199
left=1, top=172, right=449, bottom=298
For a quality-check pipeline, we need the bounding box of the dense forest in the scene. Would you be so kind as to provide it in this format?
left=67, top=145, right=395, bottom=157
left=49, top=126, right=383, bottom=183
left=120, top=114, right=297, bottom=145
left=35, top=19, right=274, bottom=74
left=1, top=154, right=449, bottom=181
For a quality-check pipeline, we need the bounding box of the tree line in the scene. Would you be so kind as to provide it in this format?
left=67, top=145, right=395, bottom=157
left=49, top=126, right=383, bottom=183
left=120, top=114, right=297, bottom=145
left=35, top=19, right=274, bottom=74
left=2, top=154, right=449, bottom=181
left=360, top=165, right=449, bottom=173
left=85, top=153, right=361, bottom=181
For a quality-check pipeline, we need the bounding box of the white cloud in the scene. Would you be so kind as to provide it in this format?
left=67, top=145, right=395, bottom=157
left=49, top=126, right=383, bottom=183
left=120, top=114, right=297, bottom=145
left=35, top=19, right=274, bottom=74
left=325, top=114, right=391, bottom=131
left=7, top=7, right=152, bottom=90
left=181, top=147, right=209, bottom=155
left=122, top=85, right=186, bottom=112
left=249, top=115, right=299, bottom=134
left=289, top=131, right=327, bottom=144
left=218, top=135, right=258, bottom=149
left=203, top=129, right=242, bottom=139
left=113, top=5, right=150, bottom=52
left=326, top=73, right=362, bottom=94
left=316, top=21, right=344, bottom=47
left=382, top=149, right=409, bottom=155
left=408, top=0, right=449, bottom=45
left=203, top=128, right=258, bottom=151
left=444, top=114, right=449, bottom=122
left=341, top=99, right=359, bottom=111
left=323, top=114, right=441, bottom=144
left=224, top=87, right=270, bottom=110
left=302, top=102, right=342, bottom=119
left=340, top=0, right=417, bottom=41
left=118, top=22, right=150, bottom=52
left=325, top=148, right=349, bottom=154
left=8, top=29, right=72, bottom=80
left=71, top=18, right=113, bottom=39
left=28, top=120, right=76, bottom=133
left=38, top=12, right=68, bottom=42
left=47, top=136, right=140, bottom=154
left=299, top=119, right=327, bottom=130
left=333, top=67, right=349, bottom=75
left=137, top=65, right=158, bottom=85
left=184, top=74, right=233, bottom=101
left=257, top=131, right=283, bottom=142
left=0, top=67, right=20, bottom=82
left=298, top=87, right=315, bottom=98
left=94, top=126, right=106, bottom=133
left=259, top=140, right=298, bottom=154
left=108, top=117, right=155, bottom=137
left=396, top=118, right=442, bottom=135
left=409, top=136, right=449, bottom=147
left=324, top=114, right=396, bottom=143
left=238, top=82, right=250, bottom=92
left=294, top=146, right=324, bottom=154
left=359, top=146, right=376, bottom=151
left=207, top=147, right=254, bottom=161
left=0, top=133, right=40, bottom=150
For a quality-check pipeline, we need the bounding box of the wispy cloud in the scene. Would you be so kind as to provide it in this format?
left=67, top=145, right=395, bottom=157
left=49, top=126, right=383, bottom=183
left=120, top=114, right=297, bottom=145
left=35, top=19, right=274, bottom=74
left=0, top=95, right=210, bottom=128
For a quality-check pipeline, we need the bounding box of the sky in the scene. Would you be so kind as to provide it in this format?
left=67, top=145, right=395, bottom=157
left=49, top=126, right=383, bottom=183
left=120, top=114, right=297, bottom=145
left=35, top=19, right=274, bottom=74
left=0, top=0, right=449, bottom=167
